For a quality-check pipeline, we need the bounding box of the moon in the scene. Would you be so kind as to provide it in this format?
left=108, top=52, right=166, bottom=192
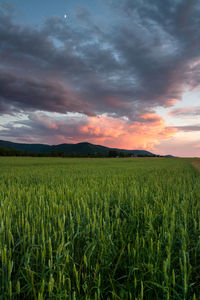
left=64, top=14, right=67, bottom=19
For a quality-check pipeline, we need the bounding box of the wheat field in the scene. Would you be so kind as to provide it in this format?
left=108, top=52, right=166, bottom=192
left=0, top=157, right=200, bottom=299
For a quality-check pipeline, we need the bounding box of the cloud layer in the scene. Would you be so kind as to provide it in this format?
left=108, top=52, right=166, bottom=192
left=169, top=106, right=200, bottom=117
left=0, top=112, right=177, bottom=149
left=0, top=0, right=200, bottom=152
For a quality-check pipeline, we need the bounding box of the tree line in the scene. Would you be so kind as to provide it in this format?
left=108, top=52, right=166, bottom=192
left=0, top=146, right=160, bottom=158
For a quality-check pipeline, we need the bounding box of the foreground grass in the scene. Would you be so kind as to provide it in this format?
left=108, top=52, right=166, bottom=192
left=0, top=157, right=200, bottom=299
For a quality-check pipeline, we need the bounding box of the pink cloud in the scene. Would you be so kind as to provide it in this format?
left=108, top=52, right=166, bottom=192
left=155, top=138, right=200, bottom=157
left=79, top=114, right=177, bottom=150
left=169, top=106, right=200, bottom=117
left=189, top=59, right=200, bottom=69
left=194, top=143, right=200, bottom=149
left=139, top=113, right=164, bottom=123
left=0, top=112, right=177, bottom=150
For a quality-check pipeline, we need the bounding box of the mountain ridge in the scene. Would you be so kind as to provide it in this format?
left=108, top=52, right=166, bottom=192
left=0, top=139, right=170, bottom=157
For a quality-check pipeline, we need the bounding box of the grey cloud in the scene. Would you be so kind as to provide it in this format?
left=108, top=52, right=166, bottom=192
left=0, top=71, right=95, bottom=116
left=175, top=125, right=200, bottom=131
left=169, top=107, right=200, bottom=117
left=1, top=0, right=200, bottom=120
left=0, top=112, right=104, bottom=144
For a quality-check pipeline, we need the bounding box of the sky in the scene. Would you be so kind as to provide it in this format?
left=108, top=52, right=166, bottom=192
left=0, top=0, right=199, bottom=157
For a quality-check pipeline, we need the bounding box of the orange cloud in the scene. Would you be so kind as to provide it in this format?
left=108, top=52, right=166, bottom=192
left=79, top=114, right=177, bottom=150
left=0, top=110, right=178, bottom=150
left=165, top=98, right=179, bottom=107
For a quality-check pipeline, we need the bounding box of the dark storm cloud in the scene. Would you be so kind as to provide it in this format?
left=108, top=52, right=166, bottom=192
left=1, top=0, right=200, bottom=120
left=110, top=0, right=200, bottom=101
left=0, top=71, right=95, bottom=116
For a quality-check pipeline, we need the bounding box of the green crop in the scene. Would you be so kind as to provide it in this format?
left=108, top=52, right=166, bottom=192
left=0, top=157, right=200, bottom=299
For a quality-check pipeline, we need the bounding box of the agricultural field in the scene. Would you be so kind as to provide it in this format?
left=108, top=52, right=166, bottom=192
left=0, top=157, right=200, bottom=300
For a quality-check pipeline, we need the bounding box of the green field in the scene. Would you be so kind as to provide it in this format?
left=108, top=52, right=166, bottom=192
left=0, top=157, right=200, bottom=299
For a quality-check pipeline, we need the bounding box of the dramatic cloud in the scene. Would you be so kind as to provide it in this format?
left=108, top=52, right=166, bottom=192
left=0, top=112, right=177, bottom=149
left=0, top=71, right=95, bottom=116
left=1, top=0, right=200, bottom=119
left=0, top=0, right=200, bottom=153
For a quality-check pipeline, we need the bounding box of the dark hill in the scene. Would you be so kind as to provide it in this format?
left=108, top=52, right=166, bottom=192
left=0, top=140, right=157, bottom=156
